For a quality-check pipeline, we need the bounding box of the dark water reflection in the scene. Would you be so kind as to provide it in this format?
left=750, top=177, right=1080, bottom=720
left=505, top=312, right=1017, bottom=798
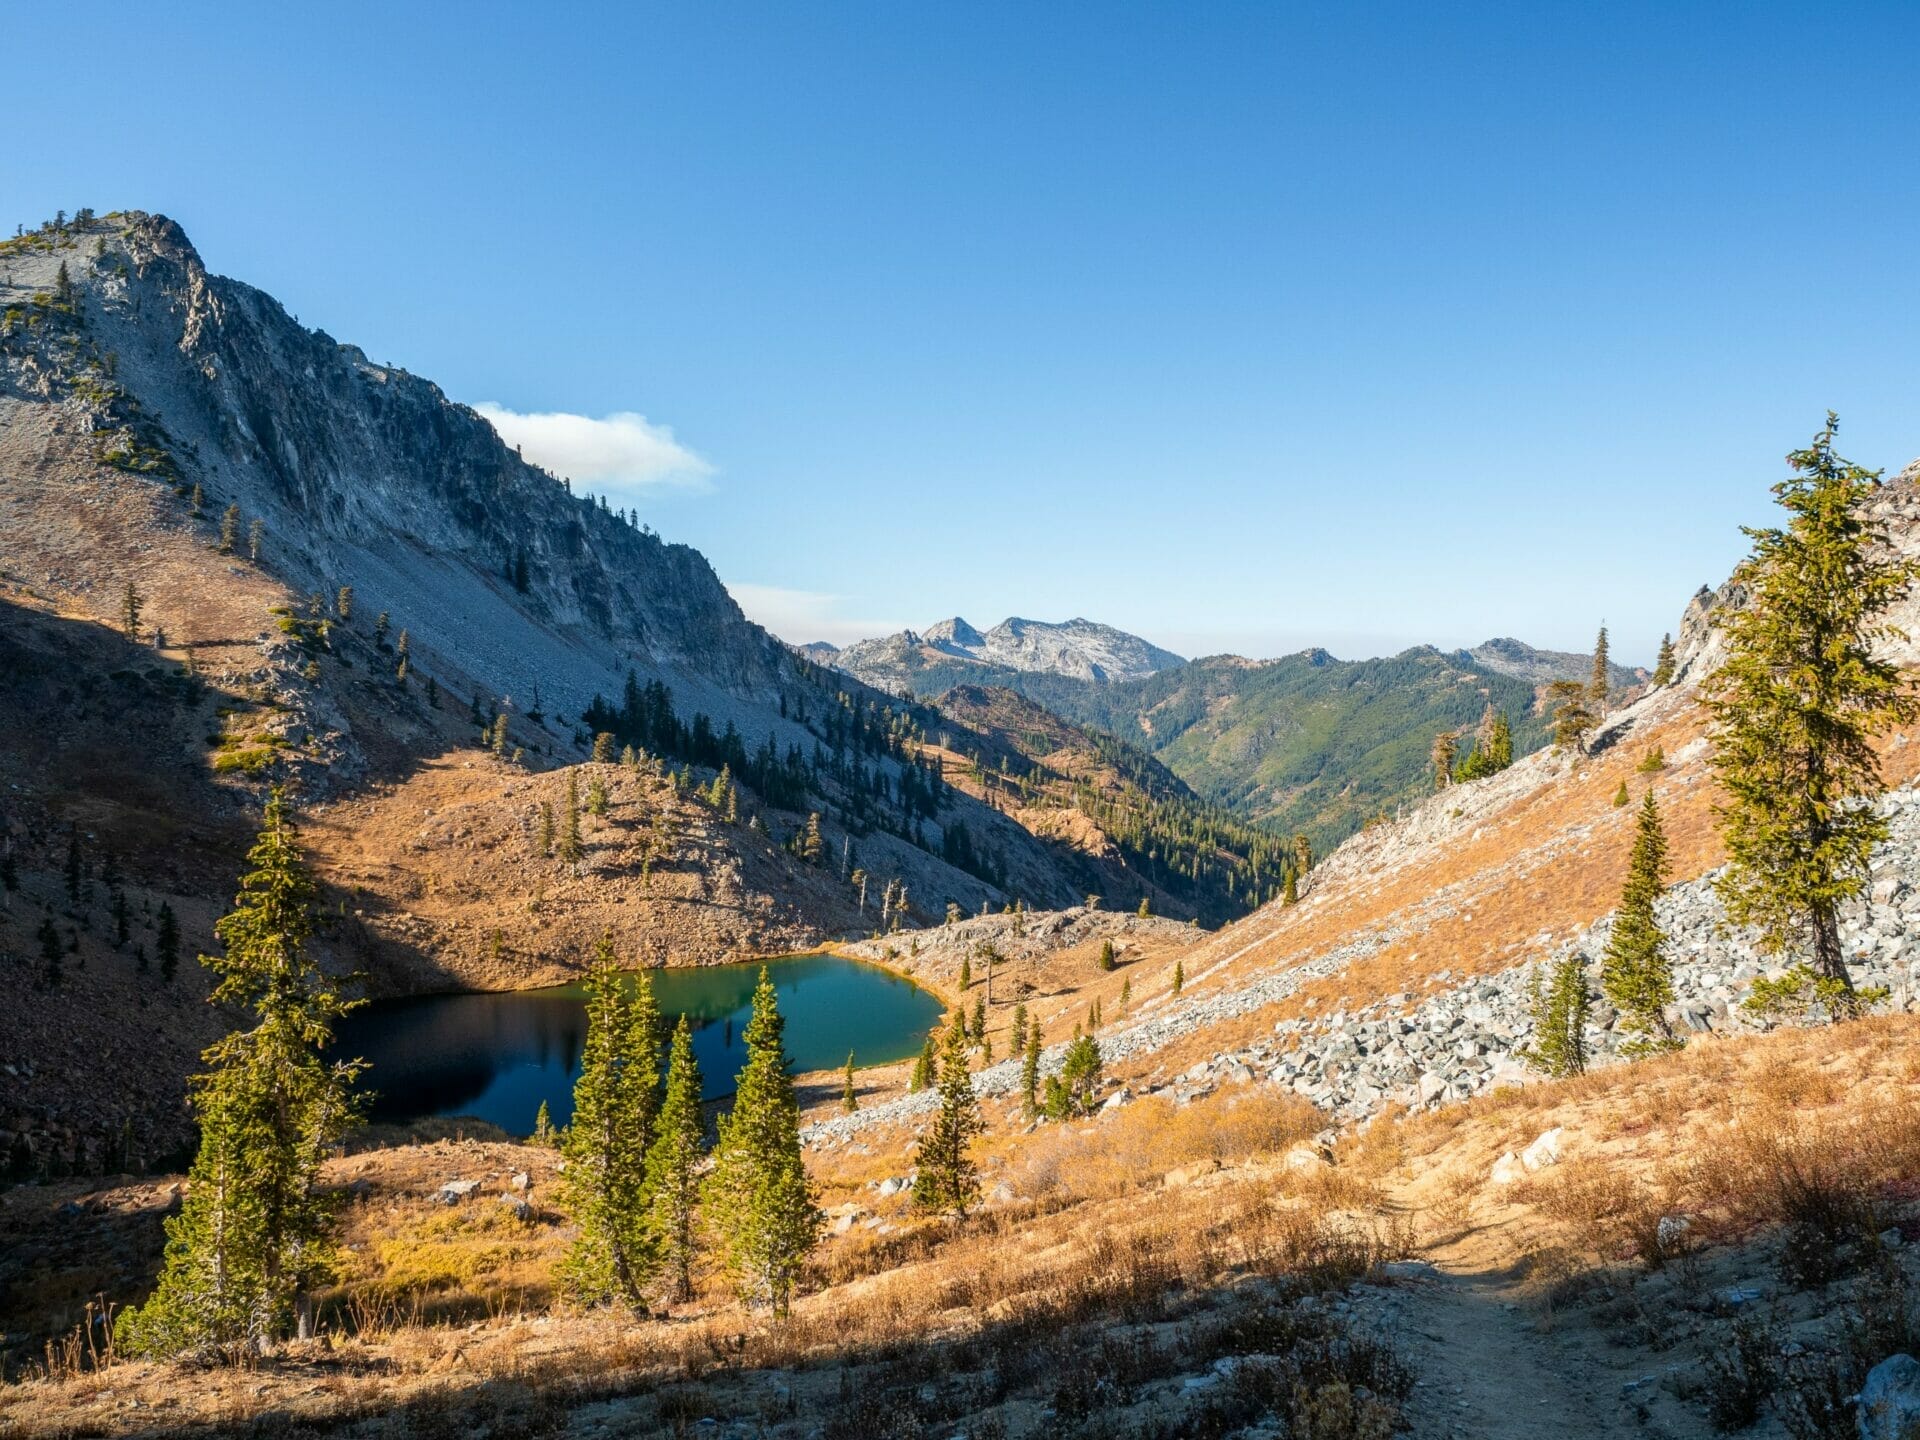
left=334, top=953, right=943, bottom=1135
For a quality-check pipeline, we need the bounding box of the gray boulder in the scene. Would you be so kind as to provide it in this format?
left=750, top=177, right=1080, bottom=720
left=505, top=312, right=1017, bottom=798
left=1859, top=1353, right=1920, bottom=1440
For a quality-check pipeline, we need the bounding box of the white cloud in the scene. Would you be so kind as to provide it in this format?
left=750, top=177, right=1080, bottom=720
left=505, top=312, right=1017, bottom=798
left=474, top=403, right=714, bottom=497
left=727, top=582, right=904, bottom=649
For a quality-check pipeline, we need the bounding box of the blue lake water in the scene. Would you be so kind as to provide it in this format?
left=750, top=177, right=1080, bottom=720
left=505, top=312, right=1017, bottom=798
left=334, top=953, right=944, bottom=1134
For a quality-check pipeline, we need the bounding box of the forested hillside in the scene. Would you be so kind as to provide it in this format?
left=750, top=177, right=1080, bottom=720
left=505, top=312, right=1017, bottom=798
left=958, top=649, right=1551, bottom=853
left=930, top=685, right=1305, bottom=922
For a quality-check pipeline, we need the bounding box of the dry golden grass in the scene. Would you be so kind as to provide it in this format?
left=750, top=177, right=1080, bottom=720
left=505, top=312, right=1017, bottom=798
left=1009, top=1090, right=1322, bottom=1202
left=1338, top=1013, right=1920, bottom=1277
left=0, top=1081, right=1401, bottom=1438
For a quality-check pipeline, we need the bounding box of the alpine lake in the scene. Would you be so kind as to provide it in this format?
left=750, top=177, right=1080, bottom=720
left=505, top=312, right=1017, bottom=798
left=335, top=952, right=945, bottom=1134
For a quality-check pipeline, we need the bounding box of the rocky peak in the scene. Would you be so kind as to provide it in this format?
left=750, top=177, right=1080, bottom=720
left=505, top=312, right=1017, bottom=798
left=924, top=616, right=985, bottom=651
left=6, top=210, right=791, bottom=721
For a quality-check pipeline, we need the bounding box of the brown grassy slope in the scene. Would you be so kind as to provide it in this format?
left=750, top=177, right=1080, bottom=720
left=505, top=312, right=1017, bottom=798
left=304, top=754, right=870, bottom=995
left=1098, top=678, right=1920, bottom=1082
left=0, top=438, right=861, bottom=1166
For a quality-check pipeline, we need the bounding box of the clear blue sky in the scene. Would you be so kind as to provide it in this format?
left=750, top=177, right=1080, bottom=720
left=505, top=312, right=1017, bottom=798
left=11, top=2, right=1920, bottom=664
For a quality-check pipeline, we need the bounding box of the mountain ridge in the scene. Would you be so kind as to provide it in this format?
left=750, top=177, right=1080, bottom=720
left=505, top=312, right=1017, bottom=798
left=826, top=613, right=1185, bottom=690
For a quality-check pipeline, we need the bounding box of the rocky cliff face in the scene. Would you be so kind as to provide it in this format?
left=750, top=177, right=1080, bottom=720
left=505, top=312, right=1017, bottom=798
left=3, top=212, right=789, bottom=733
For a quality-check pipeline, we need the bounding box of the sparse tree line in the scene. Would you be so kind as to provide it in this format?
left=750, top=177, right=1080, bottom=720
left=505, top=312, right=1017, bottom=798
left=1526, top=415, right=1917, bottom=1077
left=6, top=827, right=183, bottom=1002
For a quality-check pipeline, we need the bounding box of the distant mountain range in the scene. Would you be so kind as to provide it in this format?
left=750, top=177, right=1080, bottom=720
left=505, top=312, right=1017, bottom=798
left=807, top=616, right=1185, bottom=691
left=808, top=622, right=1644, bottom=853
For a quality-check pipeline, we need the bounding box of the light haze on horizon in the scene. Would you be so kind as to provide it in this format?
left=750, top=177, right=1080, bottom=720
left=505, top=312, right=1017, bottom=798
left=9, top=2, right=1920, bottom=667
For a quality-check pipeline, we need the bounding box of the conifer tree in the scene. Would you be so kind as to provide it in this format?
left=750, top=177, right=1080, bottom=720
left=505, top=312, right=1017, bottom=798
left=1484, top=709, right=1514, bottom=770
left=1283, top=869, right=1299, bottom=905
left=1008, top=1001, right=1027, bottom=1058
left=1457, top=706, right=1516, bottom=780
left=1546, top=678, right=1595, bottom=751
left=1043, top=1034, right=1102, bottom=1119
left=1522, top=954, right=1590, bottom=1078
left=1602, top=790, right=1678, bottom=1051
left=335, top=586, right=353, bottom=622
left=705, top=970, right=819, bottom=1316
left=800, top=812, right=824, bottom=865
left=958, top=951, right=971, bottom=992
left=1098, top=939, right=1116, bottom=971
left=1705, top=417, right=1917, bottom=1013
left=557, top=935, right=660, bottom=1311
left=1430, top=729, right=1458, bottom=789
left=1119, top=974, right=1131, bottom=1010
left=1612, top=780, right=1629, bottom=807
left=533, top=1100, right=555, bottom=1147
left=1589, top=623, right=1611, bottom=709
left=910, top=1031, right=936, bottom=1093
left=219, top=504, right=240, bottom=554
left=1652, top=633, right=1676, bottom=687
left=1171, top=960, right=1184, bottom=996
left=914, top=1017, right=982, bottom=1218
left=646, top=1016, right=705, bottom=1304
left=157, top=900, right=180, bottom=983
left=121, top=579, right=142, bottom=642
left=1137, top=896, right=1151, bottom=918
left=247, top=517, right=264, bottom=562
left=117, top=789, right=362, bottom=1358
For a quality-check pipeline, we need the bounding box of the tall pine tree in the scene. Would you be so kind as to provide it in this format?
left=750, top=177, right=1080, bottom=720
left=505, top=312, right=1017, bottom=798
left=645, top=1016, right=705, bottom=1305
left=557, top=934, right=660, bottom=1311
left=1602, top=790, right=1678, bottom=1051
left=1651, top=633, right=1676, bottom=687
left=706, top=970, right=819, bottom=1316
left=118, top=789, right=362, bottom=1358
left=913, top=1016, right=983, bottom=1218
left=1705, top=416, right=1918, bottom=1012
left=1522, top=954, right=1590, bottom=1078
left=1589, top=623, right=1611, bottom=708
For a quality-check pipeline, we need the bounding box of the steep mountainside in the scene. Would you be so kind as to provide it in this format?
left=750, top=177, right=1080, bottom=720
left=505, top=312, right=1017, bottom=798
left=0, top=211, right=1243, bottom=1172
left=826, top=614, right=1184, bottom=691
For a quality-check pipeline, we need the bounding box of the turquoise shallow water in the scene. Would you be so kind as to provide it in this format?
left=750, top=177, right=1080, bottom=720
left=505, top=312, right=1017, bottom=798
left=333, top=953, right=944, bottom=1134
